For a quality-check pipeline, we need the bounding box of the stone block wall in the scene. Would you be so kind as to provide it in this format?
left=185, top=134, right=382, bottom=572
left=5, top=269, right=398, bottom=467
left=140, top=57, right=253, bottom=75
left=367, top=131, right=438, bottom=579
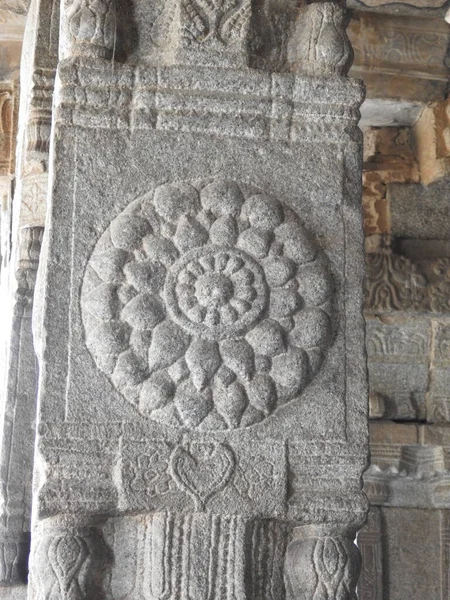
left=359, top=94, right=450, bottom=597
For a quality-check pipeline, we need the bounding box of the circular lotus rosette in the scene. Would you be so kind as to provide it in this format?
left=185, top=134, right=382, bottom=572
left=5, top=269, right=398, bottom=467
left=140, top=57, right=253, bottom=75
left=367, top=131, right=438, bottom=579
left=81, top=179, right=334, bottom=430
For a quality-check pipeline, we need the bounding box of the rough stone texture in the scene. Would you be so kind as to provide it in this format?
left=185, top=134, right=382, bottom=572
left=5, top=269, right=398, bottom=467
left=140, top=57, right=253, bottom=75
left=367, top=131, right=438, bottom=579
left=13, top=0, right=58, bottom=230
left=81, top=180, right=334, bottom=430
left=359, top=504, right=450, bottom=600
left=357, top=507, right=383, bottom=600
left=364, top=236, right=450, bottom=422
left=0, top=0, right=57, bottom=585
left=348, top=0, right=450, bottom=14
left=367, top=507, right=444, bottom=600
left=0, top=585, right=27, bottom=599
left=0, top=11, right=25, bottom=80
left=357, top=21, right=450, bottom=596
left=26, top=0, right=368, bottom=595
left=389, top=179, right=450, bottom=240
left=360, top=418, right=450, bottom=598
left=0, top=83, right=16, bottom=177
left=365, top=316, right=430, bottom=421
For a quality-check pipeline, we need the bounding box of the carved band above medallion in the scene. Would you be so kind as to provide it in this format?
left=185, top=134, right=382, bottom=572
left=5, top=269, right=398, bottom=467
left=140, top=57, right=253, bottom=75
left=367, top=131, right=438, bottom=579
left=81, top=179, right=334, bottom=430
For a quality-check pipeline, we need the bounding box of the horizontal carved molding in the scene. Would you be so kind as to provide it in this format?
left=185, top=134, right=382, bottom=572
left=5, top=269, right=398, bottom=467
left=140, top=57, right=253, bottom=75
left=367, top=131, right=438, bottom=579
left=55, top=60, right=364, bottom=142
left=37, top=422, right=366, bottom=526
left=349, top=12, right=450, bottom=105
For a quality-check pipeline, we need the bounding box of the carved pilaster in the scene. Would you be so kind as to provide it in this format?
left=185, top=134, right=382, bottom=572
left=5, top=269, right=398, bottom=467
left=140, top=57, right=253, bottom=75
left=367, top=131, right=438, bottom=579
left=357, top=508, right=383, bottom=600
left=0, top=84, right=16, bottom=177
left=284, top=525, right=361, bottom=600
left=0, top=532, right=30, bottom=587
left=0, top=227, right=43, bottom=585
left=26, top=68, right=55, bottom=154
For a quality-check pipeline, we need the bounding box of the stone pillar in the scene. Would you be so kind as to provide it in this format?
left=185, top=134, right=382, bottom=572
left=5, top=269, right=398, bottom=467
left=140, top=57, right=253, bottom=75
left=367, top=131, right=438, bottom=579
left=0, top=227, right=43, bottom=586
left=0, top=0, right=58, bottom=588
left=28, top=0, right=368, bottom=595
left=0, top=82, right=17, bottom=272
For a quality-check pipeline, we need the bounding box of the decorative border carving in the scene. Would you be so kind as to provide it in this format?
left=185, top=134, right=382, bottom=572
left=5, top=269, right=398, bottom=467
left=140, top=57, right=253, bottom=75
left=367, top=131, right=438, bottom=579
left=56, top=61, right=364, bottom=143
left=365, top=240, right=450, bottom=315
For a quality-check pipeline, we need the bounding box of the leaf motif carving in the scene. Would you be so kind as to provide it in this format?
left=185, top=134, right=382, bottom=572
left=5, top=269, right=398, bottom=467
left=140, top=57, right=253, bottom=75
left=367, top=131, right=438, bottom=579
left=151, top=0, right=178, bottom=47
left=219, top=0, right=251, bottom=44
left=180, top=0, right=209, bottom=45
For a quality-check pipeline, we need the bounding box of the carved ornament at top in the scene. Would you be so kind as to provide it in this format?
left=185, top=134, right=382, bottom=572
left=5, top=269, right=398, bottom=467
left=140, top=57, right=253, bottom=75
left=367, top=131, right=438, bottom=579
left=81, top=179, right=334, bottom=430
left=152, top=0, right=250, bottom=52
left=288, top=2, right=353, bottom=77
left=62, top=0, right=115, bottom=58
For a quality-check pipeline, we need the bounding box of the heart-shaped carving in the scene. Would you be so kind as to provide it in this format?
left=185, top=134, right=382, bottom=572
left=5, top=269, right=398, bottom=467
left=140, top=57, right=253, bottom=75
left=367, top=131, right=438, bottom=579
left=170, top=443, right=235, bottom=510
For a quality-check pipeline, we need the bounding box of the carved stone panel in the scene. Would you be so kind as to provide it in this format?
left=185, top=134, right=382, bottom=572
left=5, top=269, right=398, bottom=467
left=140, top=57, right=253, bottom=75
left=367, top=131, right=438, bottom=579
left=119, top=424, right=286, bottom=516
left=81, top=179, right=334, bottom=430
left=428, top=322, right=450, bottom=423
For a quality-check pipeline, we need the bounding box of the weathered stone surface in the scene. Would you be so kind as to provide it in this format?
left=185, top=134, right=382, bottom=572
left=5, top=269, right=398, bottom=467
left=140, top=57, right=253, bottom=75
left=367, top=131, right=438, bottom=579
left=81, top=180, right=333, bottom=430
left=349, top=12, right=450, bottom=126
left=362, top=127, right=419, bottom=236
left=0, top=81, right=16, bottom=176
left=285, top=525, right=361, bottom=600
left=0, top=0, right=28, bottom=14
left=380, top=507, right=442, bottom=600
left=348, top=0, right=449, bottom=12
left=0, top=227, right=42, bottom=585
left=0, top=586, right=27, bottom=600
left=358, top=506, right=450, bottom=600
left=365, top=238, right=450, bottom=315
left=357, top=507, right=383, bottom=600
left=365, top=316, right=430, bottom=420
left=413, top=98, right=450, bottom=185
left=389, top=179, right=450, bottom=240
left=0, top=11, right=25, bottom=79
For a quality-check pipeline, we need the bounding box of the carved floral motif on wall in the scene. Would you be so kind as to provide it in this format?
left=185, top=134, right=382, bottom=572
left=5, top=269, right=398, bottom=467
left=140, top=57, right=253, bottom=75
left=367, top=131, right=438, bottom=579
left=81, top=179, right=334, bottom=430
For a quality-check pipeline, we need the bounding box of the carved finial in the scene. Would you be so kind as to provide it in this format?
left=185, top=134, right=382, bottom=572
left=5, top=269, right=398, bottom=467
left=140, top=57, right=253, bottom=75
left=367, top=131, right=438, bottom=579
left=150, top=0, right=252, bottom=67
left=288, top=1, right=353, bottom=76
left=61, top=0, right=116, bottom=59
